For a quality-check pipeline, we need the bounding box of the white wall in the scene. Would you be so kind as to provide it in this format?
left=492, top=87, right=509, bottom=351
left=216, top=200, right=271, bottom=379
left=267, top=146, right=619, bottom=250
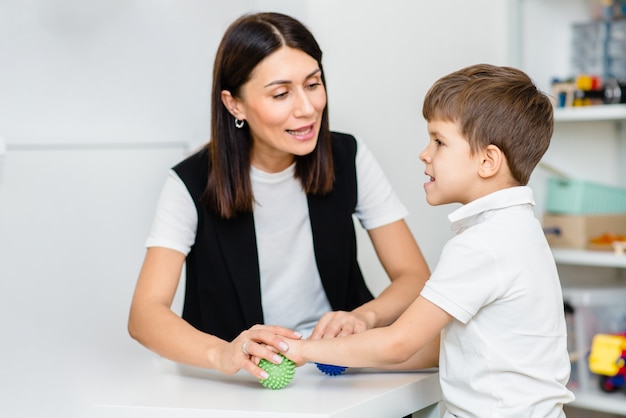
left=0, top=1, right=227, bottom=145
left=0, top=0, right=513, bottom=268
left=307, top=0, right=513, bottom=292
left=517, top=0, right=592, bottom=93
left=0, top=145, right=188, bottom=417
left=0, top=2, right=513, bottom=416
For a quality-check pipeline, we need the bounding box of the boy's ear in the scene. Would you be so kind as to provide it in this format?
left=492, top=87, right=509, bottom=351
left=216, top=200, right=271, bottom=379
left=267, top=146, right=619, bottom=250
left=221, top=90, right=244, bottom=120
left=478, top=144, right=504, bottom=178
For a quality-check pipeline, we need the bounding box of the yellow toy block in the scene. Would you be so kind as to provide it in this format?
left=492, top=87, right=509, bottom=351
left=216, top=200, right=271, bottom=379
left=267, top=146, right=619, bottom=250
left=589, top=334, right=626, bottom=376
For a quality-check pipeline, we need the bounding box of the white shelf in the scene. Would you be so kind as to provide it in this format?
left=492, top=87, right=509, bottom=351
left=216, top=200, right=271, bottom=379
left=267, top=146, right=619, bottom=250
left=552, top=248, right=626, bottom=268
left=569, top=388, right=626, bottom=415
left=562, top=285, right=626, bottom=306
left=554, top=104, right=626, bottom=122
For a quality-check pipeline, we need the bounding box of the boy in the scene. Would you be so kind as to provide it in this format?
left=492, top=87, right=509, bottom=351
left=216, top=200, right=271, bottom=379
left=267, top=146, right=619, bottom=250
left=282, top=64, right=575, bottom=417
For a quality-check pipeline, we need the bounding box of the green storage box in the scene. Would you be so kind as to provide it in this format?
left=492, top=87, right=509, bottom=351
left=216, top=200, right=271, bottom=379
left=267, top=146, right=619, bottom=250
left=545, top=178, right=626, bottom=214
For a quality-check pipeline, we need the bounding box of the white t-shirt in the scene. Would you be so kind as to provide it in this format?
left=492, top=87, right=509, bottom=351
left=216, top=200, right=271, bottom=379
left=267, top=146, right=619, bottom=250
left=421, top=186, right=574, bottom=418
left=146, top=136, right=408, bottom=337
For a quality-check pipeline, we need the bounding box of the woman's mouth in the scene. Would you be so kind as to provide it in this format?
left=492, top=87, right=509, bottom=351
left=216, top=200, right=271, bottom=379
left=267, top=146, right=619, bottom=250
left=287, top=124, right=315, bottom=140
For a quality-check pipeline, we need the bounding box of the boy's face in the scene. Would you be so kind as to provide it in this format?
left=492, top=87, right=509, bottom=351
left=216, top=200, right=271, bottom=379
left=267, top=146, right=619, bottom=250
left=419, top=119, right=482, bottom=206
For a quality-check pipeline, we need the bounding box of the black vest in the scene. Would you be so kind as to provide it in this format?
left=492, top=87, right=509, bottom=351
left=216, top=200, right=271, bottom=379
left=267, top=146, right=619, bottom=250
left=174, top=132, right=374, bottom=341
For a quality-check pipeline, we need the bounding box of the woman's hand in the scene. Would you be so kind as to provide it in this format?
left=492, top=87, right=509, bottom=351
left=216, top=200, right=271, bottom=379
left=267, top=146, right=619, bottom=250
left=309, top=310, right=371, bottom=339
left=215, top=325, right=302, bottom=379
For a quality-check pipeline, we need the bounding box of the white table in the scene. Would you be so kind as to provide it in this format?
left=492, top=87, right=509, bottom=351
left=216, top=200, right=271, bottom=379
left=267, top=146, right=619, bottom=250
left=90, top=356, right=442, bottom=418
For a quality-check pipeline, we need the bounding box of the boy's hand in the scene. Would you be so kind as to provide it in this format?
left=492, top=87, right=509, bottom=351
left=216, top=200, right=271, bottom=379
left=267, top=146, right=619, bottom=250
left=282, top=337, right=307, bottom=366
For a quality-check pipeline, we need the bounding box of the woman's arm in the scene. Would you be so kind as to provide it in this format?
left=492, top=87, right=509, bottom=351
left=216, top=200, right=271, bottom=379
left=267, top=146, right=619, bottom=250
left=355, top=219, right=431, bottom=327
left=127, top=247, right=300, bottom=379
left=310, top=219, right=430, bottom=338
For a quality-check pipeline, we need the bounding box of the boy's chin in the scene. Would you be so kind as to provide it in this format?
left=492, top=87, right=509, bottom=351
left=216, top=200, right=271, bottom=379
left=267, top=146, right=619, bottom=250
left=425, top=195, right=443, bottom=206
left=425, top=195, right=456, bottom=207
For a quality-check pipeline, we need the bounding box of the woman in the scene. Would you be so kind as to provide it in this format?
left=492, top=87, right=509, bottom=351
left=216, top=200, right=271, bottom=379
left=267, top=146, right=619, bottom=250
left=128, top=12, right=430, bottom=380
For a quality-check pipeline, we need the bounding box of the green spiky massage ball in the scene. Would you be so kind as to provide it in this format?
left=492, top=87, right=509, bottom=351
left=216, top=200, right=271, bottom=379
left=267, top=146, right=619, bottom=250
left=258, top=354, right=296, bottom=389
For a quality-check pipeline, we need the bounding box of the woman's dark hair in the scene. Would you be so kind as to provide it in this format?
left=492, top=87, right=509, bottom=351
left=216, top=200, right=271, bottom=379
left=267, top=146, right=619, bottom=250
left=205, top=12, right=333, bottom=219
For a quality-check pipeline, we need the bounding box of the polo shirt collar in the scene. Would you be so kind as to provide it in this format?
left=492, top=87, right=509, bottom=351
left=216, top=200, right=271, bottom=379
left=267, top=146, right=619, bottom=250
left=448, top=186, right=535, bottom=233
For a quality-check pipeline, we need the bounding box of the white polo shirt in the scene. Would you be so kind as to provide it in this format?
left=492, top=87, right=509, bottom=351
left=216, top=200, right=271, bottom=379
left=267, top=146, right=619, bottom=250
left=421, top=187, right=574, bottom=417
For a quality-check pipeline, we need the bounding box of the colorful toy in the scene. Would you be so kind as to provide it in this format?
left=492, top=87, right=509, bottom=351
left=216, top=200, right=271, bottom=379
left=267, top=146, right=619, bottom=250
left=315, top=363, right=348, bottom=376
left=588, top=332, right=626, bottom=392
left=258, top=354, right=296, bottom=390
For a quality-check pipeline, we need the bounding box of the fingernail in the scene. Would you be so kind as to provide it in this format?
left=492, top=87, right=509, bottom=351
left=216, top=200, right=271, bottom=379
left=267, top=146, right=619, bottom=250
left=294, top=332, right=303, bottom=338
left=260, top=371, right=269, bottom=379
left=273, top=354, right=283, bottom=363
left=279, top=342, right=289, bottom=351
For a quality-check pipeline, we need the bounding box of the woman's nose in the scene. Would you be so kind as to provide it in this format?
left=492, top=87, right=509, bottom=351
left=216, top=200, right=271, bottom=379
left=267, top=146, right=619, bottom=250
left=293, top=90, right=314, bottom=117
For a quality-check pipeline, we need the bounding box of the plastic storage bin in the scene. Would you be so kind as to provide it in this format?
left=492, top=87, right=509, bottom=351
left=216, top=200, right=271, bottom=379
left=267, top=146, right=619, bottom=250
left=545, top=177, right=626, bottom=214
left=562, top=286, right=626, bottom=392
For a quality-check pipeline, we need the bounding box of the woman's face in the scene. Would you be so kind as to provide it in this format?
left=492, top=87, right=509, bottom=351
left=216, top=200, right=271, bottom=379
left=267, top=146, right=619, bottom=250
left=223, top=46, right=327, bottom=172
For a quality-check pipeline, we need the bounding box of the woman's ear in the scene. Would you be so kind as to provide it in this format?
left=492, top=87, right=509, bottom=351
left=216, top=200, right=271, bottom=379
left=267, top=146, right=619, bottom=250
left=221, top=90, right=244, bottom=120
left=478, top=144, right=504, bottom=179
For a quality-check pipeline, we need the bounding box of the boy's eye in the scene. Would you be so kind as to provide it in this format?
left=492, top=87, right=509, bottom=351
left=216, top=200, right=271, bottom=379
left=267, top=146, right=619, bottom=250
left=434, top=138, right=443, bottom=146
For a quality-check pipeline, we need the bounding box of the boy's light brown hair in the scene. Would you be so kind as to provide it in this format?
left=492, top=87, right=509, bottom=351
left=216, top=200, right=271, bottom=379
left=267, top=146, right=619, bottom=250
left=422, top=64, right=553, bottom=185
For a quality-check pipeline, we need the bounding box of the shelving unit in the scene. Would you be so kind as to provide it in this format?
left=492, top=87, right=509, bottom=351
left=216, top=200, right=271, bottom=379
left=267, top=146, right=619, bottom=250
left=553, top=103, right=626, bottom=186
left=549, top=105, right=626, bottom=415
left=515, top=0, right=626, bottom=413
left=559, top=282, right=626, bottom=415
left=554, top=104, right=626, bottom=122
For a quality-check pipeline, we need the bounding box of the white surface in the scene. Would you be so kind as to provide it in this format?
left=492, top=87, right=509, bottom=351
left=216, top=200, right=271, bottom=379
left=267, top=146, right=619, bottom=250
left=554, top=104, right=626, bottom=122
left=562, top=286, right=626, bottom=307
left=0, top=136, right=5, bottom=177
left=552, top=249, right=626, bottom=268
left=568, top=388, right=626, bottom=416
left=92, top=358, right=441, bottom=418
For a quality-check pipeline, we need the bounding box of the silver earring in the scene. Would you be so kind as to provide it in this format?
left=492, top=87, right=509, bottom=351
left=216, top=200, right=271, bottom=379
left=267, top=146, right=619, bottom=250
left=235, top=118, right=245, bottom=129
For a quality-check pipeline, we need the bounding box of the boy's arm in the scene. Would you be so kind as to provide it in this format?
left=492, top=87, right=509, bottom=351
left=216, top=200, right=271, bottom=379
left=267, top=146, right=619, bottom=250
left=310, top=220, right=430, bottom=339
left=383, top=331, right=440, bottom=370
left=285, top=296, right=450, bottom=369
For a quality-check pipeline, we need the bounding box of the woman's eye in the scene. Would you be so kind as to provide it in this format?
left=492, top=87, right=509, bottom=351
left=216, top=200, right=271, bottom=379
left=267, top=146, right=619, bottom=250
left=273, top=91, right=288, bottom=99
left=306, top=82, right=321, bottom=90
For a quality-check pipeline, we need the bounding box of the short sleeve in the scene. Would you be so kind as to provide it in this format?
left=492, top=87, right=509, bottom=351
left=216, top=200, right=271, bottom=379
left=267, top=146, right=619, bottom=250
left=421, top=233, right=504, bottom=324
left=145, top=170, right=197, bottom=255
